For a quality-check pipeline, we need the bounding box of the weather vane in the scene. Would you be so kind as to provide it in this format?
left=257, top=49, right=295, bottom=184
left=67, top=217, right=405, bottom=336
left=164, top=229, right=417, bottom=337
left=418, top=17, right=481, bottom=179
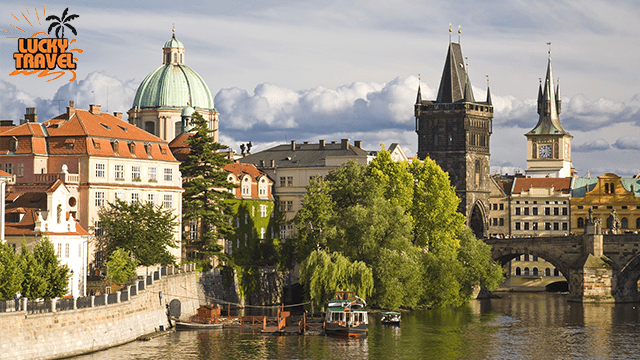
left=547, top=42, right=551, bottom=57
left=449, top=23, right=452, bottom=42
left=458, top=25, right=461, bottom=43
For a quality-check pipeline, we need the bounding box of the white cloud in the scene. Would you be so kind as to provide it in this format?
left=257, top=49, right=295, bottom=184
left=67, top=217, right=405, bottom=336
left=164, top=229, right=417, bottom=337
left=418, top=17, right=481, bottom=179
left=573, top=138, right=611, bottom=152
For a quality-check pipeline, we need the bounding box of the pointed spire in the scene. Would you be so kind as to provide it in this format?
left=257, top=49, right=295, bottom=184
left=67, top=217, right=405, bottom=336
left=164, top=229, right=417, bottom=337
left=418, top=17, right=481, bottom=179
left=528, top=55, right=568, bottom=135
left=435, top=43, right=474, bottom=103
left=485, top=76, right=492, bottom=105
left=556, top=79, right=561, bottom=114
left=416, top=84, right=422, bottom=104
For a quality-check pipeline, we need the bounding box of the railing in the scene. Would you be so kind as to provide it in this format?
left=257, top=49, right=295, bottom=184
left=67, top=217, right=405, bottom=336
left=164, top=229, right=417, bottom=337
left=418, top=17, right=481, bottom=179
left=0, top=264, right=196, bottom=315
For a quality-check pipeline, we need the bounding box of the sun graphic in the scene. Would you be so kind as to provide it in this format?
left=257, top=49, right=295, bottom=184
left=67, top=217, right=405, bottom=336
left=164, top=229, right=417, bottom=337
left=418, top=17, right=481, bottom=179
left=2, top=4, right=83, bottom=82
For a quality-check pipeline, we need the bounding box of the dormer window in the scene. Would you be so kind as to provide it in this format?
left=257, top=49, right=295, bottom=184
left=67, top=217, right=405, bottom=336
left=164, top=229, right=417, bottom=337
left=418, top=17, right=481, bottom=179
left=242, top=177, right=251, bottom=196
left=9, top=137, right=17, bottom=152
left=93, top=139, right=101, bottom=149
left=65, top=138, right=75, bottom=149
left=128, top=141, right=136, bottom=157
left=111, top=140, right=119, bottom=154
left=100, top=123, right=111, bottom=131
left=160, top=145, right=167, bottom=155
left=145, top=143, right=152, bottom=157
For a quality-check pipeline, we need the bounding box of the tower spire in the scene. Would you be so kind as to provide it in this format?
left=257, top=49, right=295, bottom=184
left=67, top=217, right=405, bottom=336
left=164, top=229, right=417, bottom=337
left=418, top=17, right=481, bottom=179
left=528, top=49, right=567, bottom=135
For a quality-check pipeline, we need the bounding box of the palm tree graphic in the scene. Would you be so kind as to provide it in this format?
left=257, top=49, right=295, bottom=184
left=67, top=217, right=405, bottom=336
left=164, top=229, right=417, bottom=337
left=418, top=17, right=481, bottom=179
left=46, top=8, right=79, bottom=39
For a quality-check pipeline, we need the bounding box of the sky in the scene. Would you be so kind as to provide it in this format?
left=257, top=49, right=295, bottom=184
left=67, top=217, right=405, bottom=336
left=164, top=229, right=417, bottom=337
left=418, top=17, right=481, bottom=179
left=1, top=0, right=640, bottom=177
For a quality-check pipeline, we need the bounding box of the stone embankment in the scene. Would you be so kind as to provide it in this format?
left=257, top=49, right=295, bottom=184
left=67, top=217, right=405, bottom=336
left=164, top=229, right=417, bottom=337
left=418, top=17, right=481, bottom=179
left=0, top=264, right=200, bottom=360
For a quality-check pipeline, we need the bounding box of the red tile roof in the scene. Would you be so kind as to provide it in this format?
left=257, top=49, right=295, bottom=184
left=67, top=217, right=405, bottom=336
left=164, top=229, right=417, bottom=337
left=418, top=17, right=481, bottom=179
left=512, top=177, right=572, bottom=194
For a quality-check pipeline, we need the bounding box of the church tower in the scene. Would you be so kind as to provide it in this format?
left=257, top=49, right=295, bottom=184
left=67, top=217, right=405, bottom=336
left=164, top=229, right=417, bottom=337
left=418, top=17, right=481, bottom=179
left=525, top=54, right=573, bottom=178
left=415, top=40, right=493, bottom=238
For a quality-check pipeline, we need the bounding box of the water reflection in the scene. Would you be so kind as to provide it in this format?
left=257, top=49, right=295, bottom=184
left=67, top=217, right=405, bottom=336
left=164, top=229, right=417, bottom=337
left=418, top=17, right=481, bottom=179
left=74, top=293, right=640, bottom=360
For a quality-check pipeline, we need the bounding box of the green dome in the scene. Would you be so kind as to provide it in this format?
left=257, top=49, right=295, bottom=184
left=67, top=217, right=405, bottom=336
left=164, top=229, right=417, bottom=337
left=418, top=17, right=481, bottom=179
left=131, top=64, right=214, bottom=111
left=164, top=33, right=184, bottom=48
left=181, top=105, right=195, bottom=117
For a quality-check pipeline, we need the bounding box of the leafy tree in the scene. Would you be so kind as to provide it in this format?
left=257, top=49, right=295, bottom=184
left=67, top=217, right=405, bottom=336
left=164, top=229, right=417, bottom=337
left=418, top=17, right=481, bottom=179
left=181, top=111, right=235, bottom=269
left=0, top=242, right=23, bottom=300
left=105, top=248, right=138, bottom=286
left=33, top=238, right=70, bottom=300
left=98, top=200, right=178, bottom=266
left=299, top=249, right=373, bottom=311
left=456, top=228, right=504, bottom=299
left=20, top=240, right=45, bottom=300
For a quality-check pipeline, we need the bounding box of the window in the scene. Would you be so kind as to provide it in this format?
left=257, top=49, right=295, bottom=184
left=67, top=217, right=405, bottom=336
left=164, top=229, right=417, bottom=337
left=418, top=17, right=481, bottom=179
left=280, top=225, right=287, bottom=239
left=96, top=163, right=105, bottom=178
left=65, top=243, right=69, bottom=258
left=17, top=163, right=23, bottom=177
left=524, top=222, right=530, bottom=230
left=260, top=227, right=265, bottom=239
left=553, top=207, right=559, bottom=216
left=57, top=243, right=62, bottom=258
left=287, top=176, right=293, bottom=186
left=492, top=218, right=498, bottom=226
left=163, top=194, right=172, bottom=209
left=242, top=177, right=251, bottom=195
left=562, top=222, right=568, bottom=231
left=532, top=222, right=538, bottom=230
left=260, top=204, right=267, bottom=217
left=259, top=179, right=267, bottom=196
left=545, top=268, right=551, bottom=276
left=524, top=208, right=530, bottom=215
left=499, top=204, right=504, bottom=210
left=577, top=217, right=584, bottom=228
left=515, top=222, right=521, bottom=230
left=532, top=208, right=538, bottom=216
left=190, top=219, right=198, bottom=240
left=131, top=193, right=139, bottom=203
left=545, top=207, right=551, bottom=216
left=95, top=191, right=105, bottom=207
left=562, top=207, right=568, bottom=216
left=280, top=177, right=286, bottom=187
left=492, top=204, right=497, bottom=210
left=111, top=140, right=119, bottom=154
left=515, top=207, right=521, bottom=216
left=622, top=218, right=628, bottom=229
left=499, top=218, right=504, bottom=226
left=94, top=221, right=103, bottom=236
left=4, top=163, right=13, bottom=175
left=553, top=222, right=559, bottom=231
left=245, top=213, right=248, bottom=224
left=148, top=194, right=155, bottom=206
left=145, top=122, right=155, bottom=135
left=132, top=166, right=141, bottom=180
left=115, top=192, right=124, bottom=201
left=545, top=222, right=552, bottom=230
left=115, top=165, right=124, bottom=180
left=148, top=167, right=157, bottom=181
left=164, top=168, right=173, bottom=181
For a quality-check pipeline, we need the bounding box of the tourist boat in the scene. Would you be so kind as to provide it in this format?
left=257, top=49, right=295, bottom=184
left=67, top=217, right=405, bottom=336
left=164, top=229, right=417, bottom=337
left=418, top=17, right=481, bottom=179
left=324, top=291, right=368, bottom=337
left=380, top=311, right=401, bottom=326
left=172, top=304, right=223, bottom=330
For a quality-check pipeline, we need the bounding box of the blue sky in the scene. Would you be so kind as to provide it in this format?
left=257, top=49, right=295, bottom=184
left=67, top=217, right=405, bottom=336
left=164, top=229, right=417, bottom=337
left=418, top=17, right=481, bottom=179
left=1, top=0, right=640, bottom=177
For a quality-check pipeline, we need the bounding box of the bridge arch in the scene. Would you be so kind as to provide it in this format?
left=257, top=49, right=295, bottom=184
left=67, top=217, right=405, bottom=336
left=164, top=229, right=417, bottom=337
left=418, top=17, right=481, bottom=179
left=615, top=254, right=640, bottom=302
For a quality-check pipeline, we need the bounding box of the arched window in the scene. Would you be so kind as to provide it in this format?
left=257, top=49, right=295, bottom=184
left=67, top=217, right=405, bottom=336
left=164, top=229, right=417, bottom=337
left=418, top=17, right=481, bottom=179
left=242, top=177, right=251, bottom=196
left=554, top=143, right=559, bottom=159
left=545, top=268, right=551, bottom=276
left=622, top=217, right=628, bottom=229
left=532, top=143, right=537, bottom=159
left=605, top=183, right=609, bottom=193
left=577, top=217, right=584, bottom=228
left=553, top=268, right=560, bottom=276
left=173, top=53, right=177, bottom=63
left=523, top=267, right=530, bottom=276
left=610, top=183, right=615, bottom=193
left=515, top=267, right=521, bottom=276
left=532, top=267, right=539, bottom=276
left=475, top=160, right=482, bottom=186
left=145, top=122, right=155, bottom=135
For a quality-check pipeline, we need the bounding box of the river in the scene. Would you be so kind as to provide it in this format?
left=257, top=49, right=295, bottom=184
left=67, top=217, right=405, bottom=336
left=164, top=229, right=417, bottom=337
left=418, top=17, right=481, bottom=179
left=74, top=292, right=640, bottom=359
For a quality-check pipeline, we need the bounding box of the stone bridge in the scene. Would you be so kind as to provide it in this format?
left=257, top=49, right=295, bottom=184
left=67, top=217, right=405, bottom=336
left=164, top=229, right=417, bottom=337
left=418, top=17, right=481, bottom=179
left=484, top=228, right=640, bottom=303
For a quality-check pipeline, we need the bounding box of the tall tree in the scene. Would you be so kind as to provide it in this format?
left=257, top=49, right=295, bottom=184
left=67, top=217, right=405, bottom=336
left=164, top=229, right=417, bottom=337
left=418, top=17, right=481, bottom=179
left=105, top=248, right=138, bottom=286
left=98, top=200, right=178, bottom=266
left=20, top=241, right=45, bottom=300
left=33, top=238, right=70, bottom=300
left=181, top=111, right=235, bottom=268
left=0, top=242, right=23, bottom=300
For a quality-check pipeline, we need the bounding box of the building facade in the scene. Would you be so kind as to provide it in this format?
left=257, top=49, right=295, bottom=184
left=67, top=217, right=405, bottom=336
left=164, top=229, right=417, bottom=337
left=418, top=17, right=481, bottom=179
left=238, top=139, right=371, bottom=240
left=0, top=105, right=184, bottom=266
left=415, top=41, right=493, bottom=238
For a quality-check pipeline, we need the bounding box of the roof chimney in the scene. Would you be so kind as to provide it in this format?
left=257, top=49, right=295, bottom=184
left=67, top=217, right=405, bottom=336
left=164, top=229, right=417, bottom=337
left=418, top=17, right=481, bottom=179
left=341, top=139, right=349, bottom=150
left=89, top=104, right=101, bottom=115
left=319, top=140, right=325, bottom=149
left=291, top=140, right=296, bottom=151
left=113, top=112, right=123, bottom=119
left=354, top=140, right=362, bottom=148
left=24, top=107, right=37, bottom=123
left=67, top=101, right=75, bottom=120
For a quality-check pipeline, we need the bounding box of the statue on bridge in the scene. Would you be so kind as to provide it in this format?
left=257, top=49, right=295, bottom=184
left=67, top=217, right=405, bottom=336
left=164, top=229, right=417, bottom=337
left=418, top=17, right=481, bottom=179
left=609, top=209, right=621, bottom=234
left=585, top=207, right=602, bottom=235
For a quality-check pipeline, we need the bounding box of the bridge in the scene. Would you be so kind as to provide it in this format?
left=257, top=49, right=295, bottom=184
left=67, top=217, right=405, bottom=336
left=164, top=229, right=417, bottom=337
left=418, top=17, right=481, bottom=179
left=484, top=223, right=640, bottom=303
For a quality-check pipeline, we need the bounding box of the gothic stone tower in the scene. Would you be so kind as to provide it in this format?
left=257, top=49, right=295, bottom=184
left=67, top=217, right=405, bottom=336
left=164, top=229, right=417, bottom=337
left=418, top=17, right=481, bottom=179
left=525, top=56, right=574, bottom=178
left=415, top=42, right=493, bottom=238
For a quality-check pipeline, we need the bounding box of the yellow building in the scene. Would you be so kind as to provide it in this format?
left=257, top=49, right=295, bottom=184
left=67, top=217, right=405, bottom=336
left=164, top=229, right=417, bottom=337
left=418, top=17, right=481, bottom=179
left=571, top=173, right=640, bottom=235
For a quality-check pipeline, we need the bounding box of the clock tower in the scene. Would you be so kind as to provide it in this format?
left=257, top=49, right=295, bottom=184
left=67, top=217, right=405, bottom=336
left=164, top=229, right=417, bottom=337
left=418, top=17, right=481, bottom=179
left=525, top=55, right=574, bottom=178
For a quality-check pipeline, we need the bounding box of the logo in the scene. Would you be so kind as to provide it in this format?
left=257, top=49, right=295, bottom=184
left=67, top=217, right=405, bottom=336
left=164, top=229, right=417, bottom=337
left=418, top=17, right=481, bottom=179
left=3, top=5, right=83, bottom=82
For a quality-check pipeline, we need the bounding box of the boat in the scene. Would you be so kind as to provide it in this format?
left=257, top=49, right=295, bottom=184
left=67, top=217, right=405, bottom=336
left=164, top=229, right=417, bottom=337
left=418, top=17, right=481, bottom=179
left=324, top=291, right=368, bottom=337
left=171, top=304, right=223, bottom=330
left=380, top=311, right=401, bottom=325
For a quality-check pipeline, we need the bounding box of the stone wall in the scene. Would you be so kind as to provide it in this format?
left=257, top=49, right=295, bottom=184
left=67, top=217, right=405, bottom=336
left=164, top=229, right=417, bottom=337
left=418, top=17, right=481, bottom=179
left=198, top=268, right=241, bottom=306
left=0, top=268, right=200, bottom=360
left=198, top=267, right=284, bottom=307
left=249, top=266, right=283, bottom=306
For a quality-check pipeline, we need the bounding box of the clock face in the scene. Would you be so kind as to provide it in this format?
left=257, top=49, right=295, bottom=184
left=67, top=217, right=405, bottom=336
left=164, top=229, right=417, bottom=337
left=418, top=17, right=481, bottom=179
left=539, top=145, right=552, bottom=158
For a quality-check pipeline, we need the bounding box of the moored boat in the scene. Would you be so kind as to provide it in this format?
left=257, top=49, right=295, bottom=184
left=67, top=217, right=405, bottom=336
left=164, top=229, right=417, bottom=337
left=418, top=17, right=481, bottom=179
left=324, top=291, right=368, bottom=337
left=172, top=304, right=223, bottom=330
left=381, top=311, right=401, bottom=325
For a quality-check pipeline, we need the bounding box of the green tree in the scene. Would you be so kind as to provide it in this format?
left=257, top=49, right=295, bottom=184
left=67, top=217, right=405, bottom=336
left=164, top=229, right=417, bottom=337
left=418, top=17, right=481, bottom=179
left=299, top=249, right=373, bottom=311
left=98, top=200, right=178, bottom=266
left=33, top=238, right=70, bottom=300
left=181, top=111, right=235, bottom=269
left=456, top=228, right=504, bottom=299
left=20, top=240, right=45, bottom=300
left=105, top=248, right=138, bottom=286
left=0, top=242, right=23, bottom=300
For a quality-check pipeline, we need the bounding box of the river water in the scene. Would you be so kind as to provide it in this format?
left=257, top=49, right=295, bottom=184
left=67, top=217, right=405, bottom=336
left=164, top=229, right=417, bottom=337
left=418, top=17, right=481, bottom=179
left=75, top=292, right=640, bottom=359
